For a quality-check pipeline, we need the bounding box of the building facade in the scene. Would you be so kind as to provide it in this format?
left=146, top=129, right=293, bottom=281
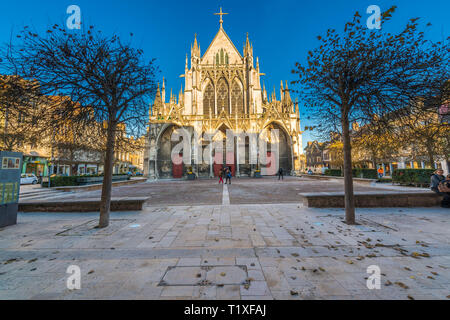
left=145, top=10, right=303, bottom=179
left=304, top=141, right=326, bottom=173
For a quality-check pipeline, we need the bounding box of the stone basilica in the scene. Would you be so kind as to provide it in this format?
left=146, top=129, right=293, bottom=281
left=144, top=9, right=304, bottom=179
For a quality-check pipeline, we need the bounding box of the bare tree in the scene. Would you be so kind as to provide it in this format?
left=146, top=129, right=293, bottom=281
left=0, top=75, right=42, bottom=151
left=292, top=6, right=449, bottom=224
left=401, top=92, right=450, bottom=167
left=2, top=25, right=158, bottom=228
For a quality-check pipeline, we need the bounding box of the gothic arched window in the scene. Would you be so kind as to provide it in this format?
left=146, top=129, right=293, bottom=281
left=231, top=80, right=244, bottom=115
left=220, top=49, right=224, bottom=65
left=204, top=82, right=214, bottom=116
left=217, top=78, right=229, bottom=113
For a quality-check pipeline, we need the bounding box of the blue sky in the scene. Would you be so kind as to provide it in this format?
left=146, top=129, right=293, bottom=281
left=0, top=0, right=448, bottom=148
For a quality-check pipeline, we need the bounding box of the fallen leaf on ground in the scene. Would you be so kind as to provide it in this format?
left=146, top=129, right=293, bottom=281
left=4, top=259, right=18, bottom=265
left=395, top=282, right=409, bottom=289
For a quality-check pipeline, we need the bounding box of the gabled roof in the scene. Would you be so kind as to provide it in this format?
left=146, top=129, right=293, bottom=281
left=201, top=27, right=243, bottom=62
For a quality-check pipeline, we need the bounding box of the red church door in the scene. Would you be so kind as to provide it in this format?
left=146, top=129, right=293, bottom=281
left=265, top=151, right=277, bottom=176
left=172, top=153, right=183, bottom=179
left=226, top=151, right=236, bottom=176
left=213, top=152, right=223, bottom=177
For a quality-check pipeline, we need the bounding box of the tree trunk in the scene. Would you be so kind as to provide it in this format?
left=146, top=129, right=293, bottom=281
left=426, top=146, right=434, bottom=169
left=98, top=121, right=117, bottom=228
left=342, top=113, right=356, bottom=225
left=371, top=153, right=377, bottom=170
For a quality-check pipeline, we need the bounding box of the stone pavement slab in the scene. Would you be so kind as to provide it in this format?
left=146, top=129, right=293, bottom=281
left=1, top=179, right=449, bottom=300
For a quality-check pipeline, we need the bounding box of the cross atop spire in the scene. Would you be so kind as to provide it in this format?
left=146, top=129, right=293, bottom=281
left=214, top=7, right=229, bottom=29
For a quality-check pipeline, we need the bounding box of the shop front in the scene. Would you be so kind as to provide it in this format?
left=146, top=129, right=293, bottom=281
left=22, top=155, right=48, bottom=178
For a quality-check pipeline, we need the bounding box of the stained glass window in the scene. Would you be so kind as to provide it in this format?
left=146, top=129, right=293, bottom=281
left=217, top=79, right=229, bottom=113
left=231, top=81, right=244, bottom=115
left=204, top=83, right=214, bottom=115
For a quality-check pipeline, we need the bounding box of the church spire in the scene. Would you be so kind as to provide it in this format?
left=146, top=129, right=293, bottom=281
left=161, top=77, right=166, bottom=103
left=179, top=85, right=184, bottom=105
left=284, top=80, right=292, bottom=105
left=192, top=33, right=200, bottom=57
left=154, top=82, right=162, bottom=109
left=280, top=81, right=284, bottom=101
left=244, top=32, right=252, bottom=56
left=262, top=82, right=267, bottom=102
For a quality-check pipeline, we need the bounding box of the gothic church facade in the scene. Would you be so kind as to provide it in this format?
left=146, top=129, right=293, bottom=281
left=144, top=9, right=304, bottom=179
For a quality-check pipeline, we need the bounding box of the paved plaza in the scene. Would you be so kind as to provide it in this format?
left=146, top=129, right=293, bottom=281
left=1, top=177, right=449, bottom=300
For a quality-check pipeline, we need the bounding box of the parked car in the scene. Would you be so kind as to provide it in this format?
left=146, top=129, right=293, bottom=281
left=20, top=173, right=38, bottom=185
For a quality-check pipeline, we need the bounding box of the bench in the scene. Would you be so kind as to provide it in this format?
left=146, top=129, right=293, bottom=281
left=18, top=197, right=148, bottom=212
left=301, top=192, right=442, bottom=208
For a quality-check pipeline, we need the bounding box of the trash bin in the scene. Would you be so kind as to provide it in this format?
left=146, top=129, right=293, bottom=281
left=0, top=151, right=22, bottom=228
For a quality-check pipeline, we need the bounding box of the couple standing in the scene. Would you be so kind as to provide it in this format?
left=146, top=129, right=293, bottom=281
left=218, top=167, right=232, bottom=185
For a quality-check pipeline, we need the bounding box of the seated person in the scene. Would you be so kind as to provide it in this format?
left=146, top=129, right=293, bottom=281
left=430, top=169, right=450, bottom=208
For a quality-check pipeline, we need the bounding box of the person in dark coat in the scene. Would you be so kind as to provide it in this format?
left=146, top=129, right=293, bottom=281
left=278, top=167, right=284, bottom=180
left=225, top=167, right=232, bottom=185
left=430, top=169, right=450, bottom=208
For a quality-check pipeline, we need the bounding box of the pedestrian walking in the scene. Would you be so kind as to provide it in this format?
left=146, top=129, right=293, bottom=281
left=278, top=167, right=284, bottom=180
left=225, top=167, right=232, bottom=185
left=377, top=167, right=384, bottom=179
left=218, top=168, right=224, bottom=184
